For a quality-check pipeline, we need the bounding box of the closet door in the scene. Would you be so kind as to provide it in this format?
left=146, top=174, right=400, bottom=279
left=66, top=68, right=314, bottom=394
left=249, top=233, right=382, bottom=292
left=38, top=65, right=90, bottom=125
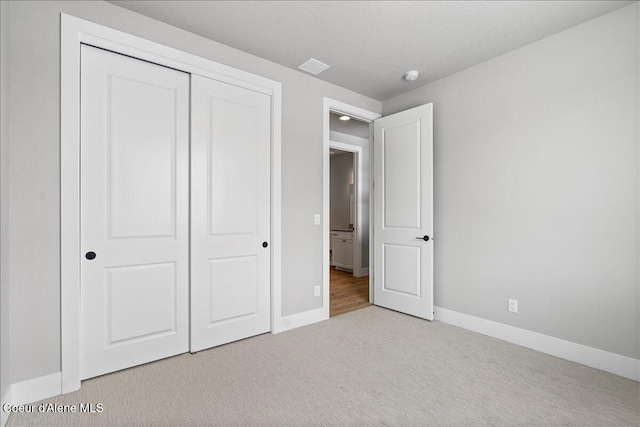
left=190, top=75, right=271, bottom=352
left=80, top=45, right=190, bottom=379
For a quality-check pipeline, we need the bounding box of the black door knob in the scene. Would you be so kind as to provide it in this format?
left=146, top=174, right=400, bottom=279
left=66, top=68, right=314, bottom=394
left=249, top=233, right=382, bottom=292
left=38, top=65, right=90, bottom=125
left=262, top=242, right=268, bottom=248
left=415, top=235, right=430, bottom=241
left=85, top=251, right=96, bottom=260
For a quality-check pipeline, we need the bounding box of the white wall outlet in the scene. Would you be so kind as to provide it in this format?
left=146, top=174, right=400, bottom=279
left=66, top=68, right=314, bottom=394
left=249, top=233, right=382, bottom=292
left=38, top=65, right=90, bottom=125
left=508, top=298, right=518, bottom=313
left=314, top=214, right=321, bottom=225
left=314, top=285, right=321, bottom=297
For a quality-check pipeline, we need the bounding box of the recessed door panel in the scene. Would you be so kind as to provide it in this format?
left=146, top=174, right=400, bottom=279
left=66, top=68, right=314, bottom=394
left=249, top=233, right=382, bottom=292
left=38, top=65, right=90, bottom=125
left=81, top=45, right=189, bottom=380
left=382, top=244, right=421, bottom=297
left=191, top=75, right=271, bottom=352
left=209, top=99, right=259, bottom=236
left=107, top=262, right=177, bottom=345
left=383, top=122, right=421, bottom=229
left=108, top=76, right=177, bottom=239
left=374, top=104, right=433, bottom=320
left=208, top=256, right=258, bottom=325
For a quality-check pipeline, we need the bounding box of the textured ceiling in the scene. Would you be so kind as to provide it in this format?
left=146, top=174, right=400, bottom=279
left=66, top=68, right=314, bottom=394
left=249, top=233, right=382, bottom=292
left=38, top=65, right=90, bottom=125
left=109, top=1, right=635, bottom=100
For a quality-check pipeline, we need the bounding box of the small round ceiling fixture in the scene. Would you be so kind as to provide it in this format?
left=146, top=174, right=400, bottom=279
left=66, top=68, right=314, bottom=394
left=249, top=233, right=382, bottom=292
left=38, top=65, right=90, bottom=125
left=404, top=70, right=420, bottom=81
left=339, top=115, right=351, bottom=121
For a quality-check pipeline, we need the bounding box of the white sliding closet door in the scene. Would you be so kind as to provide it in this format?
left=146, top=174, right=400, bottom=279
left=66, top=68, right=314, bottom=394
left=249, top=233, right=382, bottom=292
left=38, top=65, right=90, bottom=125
left=80, top=45, right=190, bottom=379
left=190, top=75, right=272, bottom=352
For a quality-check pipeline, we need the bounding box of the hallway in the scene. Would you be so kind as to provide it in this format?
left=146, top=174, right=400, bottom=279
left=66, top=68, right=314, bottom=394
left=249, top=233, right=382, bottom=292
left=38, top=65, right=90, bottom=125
left=329, top=267, right=370, bottom=317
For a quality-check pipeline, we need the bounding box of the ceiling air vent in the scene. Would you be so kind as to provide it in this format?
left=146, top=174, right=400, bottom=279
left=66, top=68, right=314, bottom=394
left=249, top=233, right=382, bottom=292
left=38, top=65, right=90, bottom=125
left=298, top=58, right=330, bottom=75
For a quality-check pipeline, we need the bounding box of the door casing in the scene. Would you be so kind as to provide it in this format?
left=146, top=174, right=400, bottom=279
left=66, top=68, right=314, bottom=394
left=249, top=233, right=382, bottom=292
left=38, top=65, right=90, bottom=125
left=322, top=98, right=381, bottom=318
left=61, top=14, right=282, bottom=394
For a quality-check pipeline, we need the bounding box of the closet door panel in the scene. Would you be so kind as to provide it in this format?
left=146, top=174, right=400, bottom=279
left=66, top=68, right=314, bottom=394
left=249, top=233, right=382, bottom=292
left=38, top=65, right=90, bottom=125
left=191, top=75, right=271, bottom=352
left=80, top=45, right=190, bottom=379
left=208, top=96, right=259, bottom=235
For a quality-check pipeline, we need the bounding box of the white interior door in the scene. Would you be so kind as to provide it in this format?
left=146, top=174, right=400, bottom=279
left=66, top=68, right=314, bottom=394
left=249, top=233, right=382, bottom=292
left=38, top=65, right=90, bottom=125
left=190, top=75, right=271, bottom=352
left=373, top=104, right=433, bottom=320
left=80, top=45, right=190, bottom=379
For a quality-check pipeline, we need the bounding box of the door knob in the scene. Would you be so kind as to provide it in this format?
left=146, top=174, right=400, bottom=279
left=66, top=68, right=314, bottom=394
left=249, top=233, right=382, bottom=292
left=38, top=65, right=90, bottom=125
left=415, top=235, right=430, bottom=241
left=85, top=251, right=96, bottom=260
left=262, top=242, right=268, bottom=248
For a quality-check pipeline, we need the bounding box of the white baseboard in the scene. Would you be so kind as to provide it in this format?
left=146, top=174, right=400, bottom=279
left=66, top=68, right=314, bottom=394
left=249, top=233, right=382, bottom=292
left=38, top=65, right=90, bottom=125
left=1, top=385, right=12, bottom=427
left=273, top=307, right=328, bottom=334
left=434, top=307, right=640, bottom=381
left=358, top=267, right=370, bottom=277
left=7, top=372, right=62, bottom=406
left=1, top=373, right=61, bottom=427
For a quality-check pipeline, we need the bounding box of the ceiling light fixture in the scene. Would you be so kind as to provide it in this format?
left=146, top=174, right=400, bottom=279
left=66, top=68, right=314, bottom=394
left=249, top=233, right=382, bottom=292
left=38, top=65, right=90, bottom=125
left=339, top=115, right=351, bottom=121
left=404, top=70, right=420, bottom=81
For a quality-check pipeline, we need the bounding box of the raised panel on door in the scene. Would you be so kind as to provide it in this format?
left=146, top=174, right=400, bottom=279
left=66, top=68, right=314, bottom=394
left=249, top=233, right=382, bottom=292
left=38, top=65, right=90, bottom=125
left=383, top=122, right=421, bottom=229
left=373, top=104, right=433, bottom=320
left=382, top=244, right=421, bottom=297
left=106, top=262, right=177, bottom=345
left=80, top=45, right=189, bottom=379
left=191, top=74, right=271, bottom=352
left=107, top=75, right=177, bottom=239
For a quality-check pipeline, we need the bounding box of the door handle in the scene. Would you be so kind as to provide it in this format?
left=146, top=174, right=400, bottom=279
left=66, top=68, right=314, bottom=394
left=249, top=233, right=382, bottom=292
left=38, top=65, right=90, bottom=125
left=85, top=251, right=97, bottom=260
left=262, top=242, right=268, bottom=248
left=416, top=236, right=430, bottom=242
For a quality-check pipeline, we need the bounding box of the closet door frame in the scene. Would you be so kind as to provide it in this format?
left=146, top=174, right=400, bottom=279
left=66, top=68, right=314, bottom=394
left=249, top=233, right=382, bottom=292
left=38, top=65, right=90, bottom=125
left=61, top=14, right=282, bottom=394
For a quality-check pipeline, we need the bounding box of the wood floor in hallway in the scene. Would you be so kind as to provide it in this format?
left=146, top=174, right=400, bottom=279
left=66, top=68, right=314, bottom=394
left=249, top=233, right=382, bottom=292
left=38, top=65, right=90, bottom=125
left=330, top=266, right=371, bottom=317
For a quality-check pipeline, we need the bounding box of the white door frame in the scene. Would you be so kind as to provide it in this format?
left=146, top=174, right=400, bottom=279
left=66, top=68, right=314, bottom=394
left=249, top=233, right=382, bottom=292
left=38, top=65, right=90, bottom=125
left=329, top=142, right=363, bottom=276
left=322, top=98, right=380, bottom=316
left=61, top=14, right=282, bottom=394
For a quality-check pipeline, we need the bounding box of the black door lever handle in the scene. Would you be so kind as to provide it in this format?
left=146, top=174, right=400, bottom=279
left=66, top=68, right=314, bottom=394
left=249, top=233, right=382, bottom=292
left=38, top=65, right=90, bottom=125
left=415, top=236, right=430, bottom=241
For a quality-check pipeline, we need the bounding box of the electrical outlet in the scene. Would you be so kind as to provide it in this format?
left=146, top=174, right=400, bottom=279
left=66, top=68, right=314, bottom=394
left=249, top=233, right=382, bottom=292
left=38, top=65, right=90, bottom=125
left=508, top=298, right=518, bottom=314
left=314, top=214, right=321, bottom=225
left=314, top=285, right=321, bottom=297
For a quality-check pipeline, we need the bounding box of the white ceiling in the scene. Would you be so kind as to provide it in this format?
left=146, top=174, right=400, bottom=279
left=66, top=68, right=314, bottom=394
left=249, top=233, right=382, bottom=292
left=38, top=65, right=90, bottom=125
left=109, top=1, right=635, bottom=101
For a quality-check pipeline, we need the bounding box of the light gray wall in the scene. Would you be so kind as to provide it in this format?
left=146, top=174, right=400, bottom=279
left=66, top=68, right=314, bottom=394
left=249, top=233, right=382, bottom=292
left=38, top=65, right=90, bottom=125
left=383, top=3, right=639, bottom=359
left=6, top=0, right=381, bottom=385
left=330, top=131, right=371, bottom=269
left=1, top=0, right=11, bottom=401
left=330, top=152, right=354, bottom=230
left=330, top=113, right=370, bottom=139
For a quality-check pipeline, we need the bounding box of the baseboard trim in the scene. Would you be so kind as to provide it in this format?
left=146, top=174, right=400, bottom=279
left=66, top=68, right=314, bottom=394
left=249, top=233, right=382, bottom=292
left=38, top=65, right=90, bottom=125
left=1, top=385, right=12, bottom=427
left=7, top=372, right=62, bottom=406
left=273, top=307, right=328, bottom=334
left=434, top=307, right=639, bottom=381
left=359, top=267, right=369, bottom=276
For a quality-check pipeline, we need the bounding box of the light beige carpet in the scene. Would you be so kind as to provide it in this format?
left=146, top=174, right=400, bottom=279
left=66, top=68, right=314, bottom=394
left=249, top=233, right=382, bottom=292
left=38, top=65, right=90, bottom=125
left=8, top=306, right=639, bottom=426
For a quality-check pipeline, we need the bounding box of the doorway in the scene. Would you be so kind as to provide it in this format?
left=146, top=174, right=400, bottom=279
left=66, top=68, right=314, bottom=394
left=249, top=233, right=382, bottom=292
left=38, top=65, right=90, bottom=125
left=322, top=97, right=434, bottom=324
left=328, top=113, right=371, bottom=317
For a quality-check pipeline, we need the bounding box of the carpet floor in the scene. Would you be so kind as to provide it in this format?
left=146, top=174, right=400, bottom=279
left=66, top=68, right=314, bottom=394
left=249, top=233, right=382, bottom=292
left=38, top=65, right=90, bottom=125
left=7, top=306, right=639, bottom=426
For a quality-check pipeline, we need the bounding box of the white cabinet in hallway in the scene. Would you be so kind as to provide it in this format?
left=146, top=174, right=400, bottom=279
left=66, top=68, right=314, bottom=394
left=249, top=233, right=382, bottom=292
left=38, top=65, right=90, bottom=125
left=331, top=230, right=354, bottom=271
